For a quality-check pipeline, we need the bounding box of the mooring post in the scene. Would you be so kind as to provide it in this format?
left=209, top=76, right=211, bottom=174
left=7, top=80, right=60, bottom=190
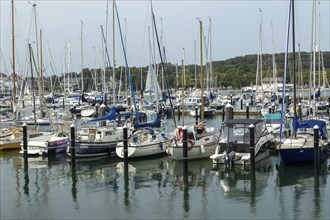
left=285, top=94, right=290, bottom=110
left=104, top=93, right=108, bottom=106
left=62, top=97, right=65, bottom=109
left=314, top=125, right=320, bottom=174
left=195, top=105, right=199, bottom=125
left=123, top=125, right=128, bottom=164
left=182, top=126, right=188, bottom=193
left=177, top=106, right=181, bottom=121
left=246, top=103, right=250, bottom=119
left=73, top=104, right=77, bottom=120
left=182, top=126, right=188, bottom=160
left=127, top=96, right=131, bottom=108
left=225, top=103, right=233, bottom=122
left=298, top=103, right=302, bottom=120
left=249, top=124, right=255, bottom=170
left=22, top=123, right=28, bottom=159
left=221, top=104, right=225, bottom=122
left=250, top=94, right=254, bottom=106
left=327, top=97, right=330, bottom=116
left=240, top=98, right=243, bottom=110
left=70, top=124, right=76, bottom=165
left=230, top=94, right=233, bottom=105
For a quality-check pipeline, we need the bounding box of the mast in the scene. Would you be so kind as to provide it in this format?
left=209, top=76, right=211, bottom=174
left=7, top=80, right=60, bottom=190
left=199, top=20, right=204, bottom=122
left=271, top=20, right=277, bottom=96
left=209, top=17, right=213, bottom=91
left=112, top=0, right=116, bottom=105
left=11, top=0, right=17, bottom=119
left=80, top=20, right=84, bottom=93
left=259, top=9, right=263, bottom=102
left=181, top=59, right=185, bottom=127
left=194, top=40, right=197, bottom=89
left=39, top=29, right=45, bottom=117
left=291, top=0, right=297, bottom=128
left=312, top=0, right=316, bottom=116
left=29, top=44, right=37, bottom=126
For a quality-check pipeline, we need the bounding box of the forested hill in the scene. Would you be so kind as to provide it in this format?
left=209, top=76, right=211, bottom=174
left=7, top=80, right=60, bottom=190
left=179, top=51, right=330, bottom=89
left=23, top=51, right=329, bottom=92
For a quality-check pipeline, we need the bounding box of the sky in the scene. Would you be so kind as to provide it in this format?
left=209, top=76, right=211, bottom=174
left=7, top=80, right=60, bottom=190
left=0, top=0, right=329, bottom=76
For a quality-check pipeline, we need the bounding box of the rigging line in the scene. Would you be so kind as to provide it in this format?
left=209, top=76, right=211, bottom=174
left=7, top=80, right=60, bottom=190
left=151, top=7, right=177, bottom=127
left=114, top=3, right=138, bottom=125
left=100, top=25, right=112, bottom=69
left=280, top=0, right=292, bottom=142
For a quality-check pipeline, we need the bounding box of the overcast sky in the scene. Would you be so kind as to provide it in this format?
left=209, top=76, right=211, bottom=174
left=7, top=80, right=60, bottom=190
left=0, top=0, right=329, bottom=75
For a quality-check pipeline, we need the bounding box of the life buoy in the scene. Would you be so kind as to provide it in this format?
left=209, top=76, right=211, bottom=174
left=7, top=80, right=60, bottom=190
left=176, top=128, right=183, bottom=139
left=187, top=139, right=193, bottom=151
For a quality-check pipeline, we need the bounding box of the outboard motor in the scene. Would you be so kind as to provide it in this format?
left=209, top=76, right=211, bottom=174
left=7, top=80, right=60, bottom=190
left=225, top=141, right=236, bottom=166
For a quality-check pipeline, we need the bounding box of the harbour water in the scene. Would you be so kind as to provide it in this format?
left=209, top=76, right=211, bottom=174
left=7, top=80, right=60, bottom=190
left=1, top=115, right=330, bottom=219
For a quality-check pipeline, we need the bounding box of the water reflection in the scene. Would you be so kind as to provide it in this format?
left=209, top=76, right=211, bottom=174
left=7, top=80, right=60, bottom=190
left=2, top=151, right=329, bottom=219
left=211, top=158, right=272, bottom=199
left=276, top=161, right=330, bottom=220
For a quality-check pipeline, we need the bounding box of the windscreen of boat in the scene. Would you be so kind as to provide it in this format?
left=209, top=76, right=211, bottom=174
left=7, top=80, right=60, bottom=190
left=220, top=124, right=250, bottom=144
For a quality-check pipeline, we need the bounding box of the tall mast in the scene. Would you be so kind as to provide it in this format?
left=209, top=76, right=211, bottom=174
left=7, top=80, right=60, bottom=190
left=291, top=0, right=297, bottom=119
left=311, top=0, right=316, bottom=115
left=80, top=20, right=84, bottom=93
left=199, top=20, right=204, bottom=122
left=194, top=40, right=197, bottom=89
left=112, top=0, right=116, bottom=104
left=209, top=17, right=213, bottom=90
left=259, top=9, right=263, bottom=102
left=11, top=0, right=17, bottom=119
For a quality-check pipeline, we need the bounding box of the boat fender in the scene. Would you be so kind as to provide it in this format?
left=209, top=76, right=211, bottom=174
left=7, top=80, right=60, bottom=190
left=187, top=139, right=193, bottom=151
left=159, top=142, right=163, bottom=150
left=200, top=145, right=205, bottom=153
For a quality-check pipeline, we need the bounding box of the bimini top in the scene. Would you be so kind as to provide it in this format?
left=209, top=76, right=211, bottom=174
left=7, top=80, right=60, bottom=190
left=223, top=119, right=263, bottom=126
left=295, top=119, right=327, bottom=140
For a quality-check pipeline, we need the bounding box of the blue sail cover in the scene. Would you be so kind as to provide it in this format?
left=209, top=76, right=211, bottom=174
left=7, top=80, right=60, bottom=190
left=293, top=119, right=328, bottom=140
left=89, top=107, right=117, bottom=122
left=134, top=114, right=161, bottom=129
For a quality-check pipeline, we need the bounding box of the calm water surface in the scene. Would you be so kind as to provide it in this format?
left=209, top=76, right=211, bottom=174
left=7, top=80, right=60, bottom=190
left=1, top=152, right=330, bottom=219
left=1, top=115, right=330, bottom=219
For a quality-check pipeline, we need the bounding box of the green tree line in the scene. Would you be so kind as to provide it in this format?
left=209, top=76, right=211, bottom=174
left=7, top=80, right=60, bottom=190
left=42, top=51, right=330, bottom=93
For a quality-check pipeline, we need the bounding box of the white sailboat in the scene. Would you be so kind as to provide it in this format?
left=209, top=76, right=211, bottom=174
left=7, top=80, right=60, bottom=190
left=166, top=20, right=219, bottom=160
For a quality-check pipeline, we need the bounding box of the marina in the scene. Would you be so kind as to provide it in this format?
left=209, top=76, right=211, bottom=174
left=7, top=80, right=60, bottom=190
left=1, top=0, right=330, bottom=219
left=1, top=112, right=330, bottom=219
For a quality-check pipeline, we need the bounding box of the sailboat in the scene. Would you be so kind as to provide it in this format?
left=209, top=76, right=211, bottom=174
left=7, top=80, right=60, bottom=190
left=277, top=0, right=330, bottom=165
left=115, top=3, right=166, bottom=159
left=166, top=20, right=219, bottom=160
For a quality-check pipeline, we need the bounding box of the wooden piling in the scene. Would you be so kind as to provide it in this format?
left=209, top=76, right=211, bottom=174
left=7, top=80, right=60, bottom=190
left=221, top=104, right=225, bottom=122
left=313, top=125, right=320, bottom=174
left=182, top=127, right=188, bottom=160
left=123, top=126, right=128, bottom=164
left=195, top=106, right=198, bottom=125
left=225, top=104, right=233, bottom=122
left=22, top=123, right=28, bottom=158
left=246, top=103, right=250, bottom=119
left=70, top=124, right=76, bottom=164
left=249, top=124, right=255, bottom=170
